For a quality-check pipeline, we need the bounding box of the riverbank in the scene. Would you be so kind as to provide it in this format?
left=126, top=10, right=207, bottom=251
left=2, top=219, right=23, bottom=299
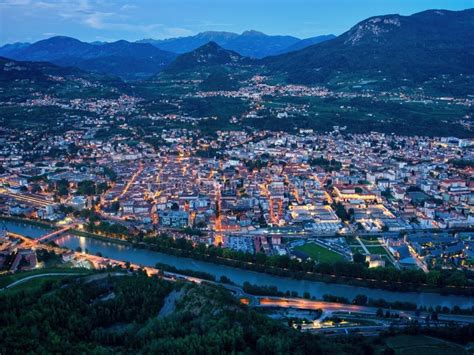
left=54, top=234, right=474, bottom=308
left=62, top=229, right=474, bottom=297
left=0, top=215, right=56, bottom=230
left=3, top=217, right=474, bottom=298
left=70, top=229, right=131, bottom=246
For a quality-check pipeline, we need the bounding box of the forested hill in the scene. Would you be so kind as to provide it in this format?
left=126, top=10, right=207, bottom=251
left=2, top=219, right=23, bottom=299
left=264, top=9, right=474, bottom=87
left=0, top=272, right=371, bottom=354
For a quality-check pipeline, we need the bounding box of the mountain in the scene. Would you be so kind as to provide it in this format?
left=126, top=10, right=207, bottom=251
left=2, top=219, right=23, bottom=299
left=164, top=41, right=252, bottom=74
left=139, top=30, right=303, bottom=58
left=0, top=56, right=127, bottom=100
left=0, top=42, right=30, bottom=57
left=264, top=9, right=474, bottom=87
left=138, top=31, right=239, bottom=53
left=1, top=36, right=176, bottom=80
left=224, top=30, right=301, bottom=58
left=0, top=271, right=374, bottom=354
left=277, top=34, right=336, bottom=53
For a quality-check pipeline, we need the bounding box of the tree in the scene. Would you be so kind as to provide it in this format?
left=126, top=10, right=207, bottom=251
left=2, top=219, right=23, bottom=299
left=334, top=202, right=349, bottom=221
left=96, top=182, right=109, bottom=194
left=56, top=179, right=69, bottom=197
left=77, top=180, right=96, bottom=196
left=353, top=252, right=366, bottom=264
left=30, top=183, right=41, bottom=193
left=446, top=271, right=467, bottom=287
left=353, top=294, right=368, bottom=306
left=426, top=270, right=441, bottom=287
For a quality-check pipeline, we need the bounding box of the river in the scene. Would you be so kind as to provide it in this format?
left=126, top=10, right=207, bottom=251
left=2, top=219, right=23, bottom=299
left=1, top=220, right=52, bottom=238
left=3, top=220, right=473, bottom=308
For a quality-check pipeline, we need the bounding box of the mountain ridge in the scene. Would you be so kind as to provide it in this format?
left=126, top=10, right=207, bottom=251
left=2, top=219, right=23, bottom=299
left=0, top=56, right=128, bottom=100
left=263, top=8, right=474, bottom=86
left=0, top=36, right=176, bottom=81
left=137, top=30, right=300, bottom=57
left=163, top=41, right=253, bottom=74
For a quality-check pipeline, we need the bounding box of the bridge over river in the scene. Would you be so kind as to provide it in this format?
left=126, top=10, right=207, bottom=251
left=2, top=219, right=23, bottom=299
left=3, top=219, right=474, bottom=310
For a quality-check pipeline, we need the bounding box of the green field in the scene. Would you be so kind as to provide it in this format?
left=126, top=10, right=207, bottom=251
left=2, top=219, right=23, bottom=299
left=358, top=239, right=390, bottom=256
left=294, top=243, right=345, bottom=264
left=365, top=246, right=389, bottom=255
left=384, top=335, right=467, bottom=355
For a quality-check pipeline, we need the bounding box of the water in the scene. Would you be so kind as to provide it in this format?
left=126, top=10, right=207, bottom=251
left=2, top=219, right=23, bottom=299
left=55, top=234, right=473, bottom=308
left=4, top=220, right=473, bottom=308
left=1, top=220, right=51, bottom=239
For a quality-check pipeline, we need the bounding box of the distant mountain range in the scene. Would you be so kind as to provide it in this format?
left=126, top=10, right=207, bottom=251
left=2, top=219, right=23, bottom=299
left=138, top=31, right=335, bottom=58
left=0, top=8, right=472, bottom=90
left=0, top=31, right=335, bottom=80
left=0, top=37, right=176, bottom=81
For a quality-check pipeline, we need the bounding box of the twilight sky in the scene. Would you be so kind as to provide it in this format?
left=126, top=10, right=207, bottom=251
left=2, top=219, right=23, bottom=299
left=0, top=0, right=472, bottom=45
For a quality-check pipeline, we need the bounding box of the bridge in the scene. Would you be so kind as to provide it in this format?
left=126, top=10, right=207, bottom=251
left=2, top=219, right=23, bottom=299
left=36, top=225, right=74, bottom=243
left=21, top=247, right=474, bottom=328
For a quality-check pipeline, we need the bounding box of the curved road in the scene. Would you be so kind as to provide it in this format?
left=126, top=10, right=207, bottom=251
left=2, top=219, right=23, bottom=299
left=3, top=269, right=474, bottom=325
left=1, top=272, right=83, bottom=290
left=255, top=297, right=474, bottom=324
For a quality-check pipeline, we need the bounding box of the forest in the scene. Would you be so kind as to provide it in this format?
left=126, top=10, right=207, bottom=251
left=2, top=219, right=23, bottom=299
left=0, top=271, right=376, bottom=354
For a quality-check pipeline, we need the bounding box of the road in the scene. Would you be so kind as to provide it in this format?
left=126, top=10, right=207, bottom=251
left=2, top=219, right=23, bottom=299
left=6, top=228, right=474, bottom=330
left=258, top=297, right=374, bottom=313
left=3, top=255, right=474, bottom=328
left=356, top=236, right=370, bottom=254
left=1, top=272, right=84, bottom=290
left=36, top=225, right=74, bottom=243
left=377, top=237, right=400, bottom=269
left=255, top=296, right=474, bottom=324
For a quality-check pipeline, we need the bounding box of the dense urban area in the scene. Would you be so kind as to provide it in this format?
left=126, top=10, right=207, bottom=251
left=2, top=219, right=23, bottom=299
left=1, top=5, right=473, bottom=354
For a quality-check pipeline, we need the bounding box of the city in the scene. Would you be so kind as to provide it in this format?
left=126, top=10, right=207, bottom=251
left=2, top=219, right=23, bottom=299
left=0, top=1, right=473, bottom=354
left=1, top=130, right=473, bottom=270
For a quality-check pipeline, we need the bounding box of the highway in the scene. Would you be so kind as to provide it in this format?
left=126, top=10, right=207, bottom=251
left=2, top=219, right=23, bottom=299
left=254, top=296, right=474, bottom=324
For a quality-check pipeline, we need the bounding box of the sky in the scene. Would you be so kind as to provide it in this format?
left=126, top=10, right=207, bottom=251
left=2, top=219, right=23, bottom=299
left=0, top=0, right=472, bottom=45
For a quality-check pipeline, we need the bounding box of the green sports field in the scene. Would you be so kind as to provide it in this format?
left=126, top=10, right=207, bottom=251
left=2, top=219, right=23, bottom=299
left=294, top=243, right=345, bottom=264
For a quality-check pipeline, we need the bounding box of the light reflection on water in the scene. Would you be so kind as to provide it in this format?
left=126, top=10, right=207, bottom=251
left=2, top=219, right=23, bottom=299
left=56, top=233, right=473, bottom=309
left=4, top=220, right=473, bottom=308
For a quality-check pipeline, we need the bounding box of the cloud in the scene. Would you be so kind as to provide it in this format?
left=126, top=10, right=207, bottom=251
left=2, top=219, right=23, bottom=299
left=0, top=0, right=31, bottom=6
left=34, top=1, right=57, bottom=8
left=120, top=4, right=136, bottom=11
left=0, top=0, right=196, bottom=41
